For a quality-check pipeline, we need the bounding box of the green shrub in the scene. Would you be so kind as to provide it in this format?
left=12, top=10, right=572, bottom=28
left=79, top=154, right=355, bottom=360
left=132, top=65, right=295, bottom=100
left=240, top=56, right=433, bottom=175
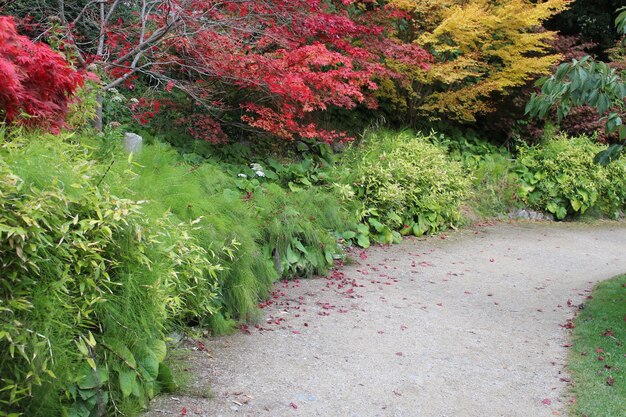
left=223, top=156, right=356, bottom=278
left=341, top=130, right=470, bottom=244
left=0, top=133, right=221, bottom=416
left=250, top=183, right=355, bottom=277
left=515, top=135, right=626, bottom=219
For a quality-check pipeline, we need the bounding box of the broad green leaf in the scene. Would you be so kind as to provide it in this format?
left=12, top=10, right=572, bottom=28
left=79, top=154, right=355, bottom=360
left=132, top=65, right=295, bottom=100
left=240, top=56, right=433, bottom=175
left=324, top=250, right=334, bottom=265
left=138, top=350, right=159, bottom=380
left=356, top=234, right=370, bottom=248
left=286, top=246, right=299, bottom=264
left=148, top=339, right=167, bottom=363
left=118, top=370, right=136, bottom=398
left=342, top=231, right=356, bottom=239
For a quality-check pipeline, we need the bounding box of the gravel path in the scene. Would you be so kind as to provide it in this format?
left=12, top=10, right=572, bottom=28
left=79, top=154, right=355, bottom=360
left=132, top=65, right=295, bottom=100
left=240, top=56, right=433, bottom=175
left=145, top=221, right=626, bottom=417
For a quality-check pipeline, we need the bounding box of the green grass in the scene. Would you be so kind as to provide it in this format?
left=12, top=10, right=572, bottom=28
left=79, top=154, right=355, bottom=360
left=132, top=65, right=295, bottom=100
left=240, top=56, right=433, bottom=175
left=568, top=274, right=626, bottom=417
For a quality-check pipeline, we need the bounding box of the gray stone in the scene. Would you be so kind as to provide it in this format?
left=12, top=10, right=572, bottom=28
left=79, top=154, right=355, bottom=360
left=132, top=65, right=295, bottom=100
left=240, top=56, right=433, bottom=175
left=124, top=132, right=142, bottom=153
left=516, top=209, right=530, bottom=219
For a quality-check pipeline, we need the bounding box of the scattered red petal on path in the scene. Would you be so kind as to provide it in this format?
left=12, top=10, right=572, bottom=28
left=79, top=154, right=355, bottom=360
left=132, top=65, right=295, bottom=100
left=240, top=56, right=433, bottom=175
left=395, top=352, right=403, bottom=356
left=181, top=407, right=187, bottom=416
left=292, top=330, right=301, bottom=334
left=541, top=399, right=552, bottom=405
left=436, top=303, right=443, bottom=307
left=489, top=258, right=495, bottom=262
left=290, top=402, right=298, bottom=409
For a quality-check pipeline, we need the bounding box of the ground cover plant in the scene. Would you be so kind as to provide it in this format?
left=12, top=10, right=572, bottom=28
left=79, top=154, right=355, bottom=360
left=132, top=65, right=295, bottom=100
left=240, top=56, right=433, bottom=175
left=568, top=274, right=626, bottom=417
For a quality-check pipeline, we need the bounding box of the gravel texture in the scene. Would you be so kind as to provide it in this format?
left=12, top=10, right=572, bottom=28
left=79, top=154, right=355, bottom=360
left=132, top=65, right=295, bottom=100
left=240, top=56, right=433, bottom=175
left=145, top=221, right=626, bottom=417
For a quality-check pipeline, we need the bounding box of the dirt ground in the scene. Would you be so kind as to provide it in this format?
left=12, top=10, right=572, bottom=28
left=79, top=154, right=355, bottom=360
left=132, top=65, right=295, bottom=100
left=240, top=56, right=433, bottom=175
left=144, top=221, right=626, bottom=417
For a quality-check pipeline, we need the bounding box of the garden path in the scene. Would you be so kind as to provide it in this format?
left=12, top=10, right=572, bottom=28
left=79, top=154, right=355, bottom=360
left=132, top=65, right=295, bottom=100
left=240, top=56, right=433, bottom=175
left=146, top=221, right=626, bottom=417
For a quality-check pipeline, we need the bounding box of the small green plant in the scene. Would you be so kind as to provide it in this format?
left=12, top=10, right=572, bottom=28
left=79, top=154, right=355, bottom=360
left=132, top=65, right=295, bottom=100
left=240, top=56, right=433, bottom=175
left=568, top=274, right=626, bottom=417
left=515, top=135, right=626, bottom=219
left=341, top=130, right=469, bottom=245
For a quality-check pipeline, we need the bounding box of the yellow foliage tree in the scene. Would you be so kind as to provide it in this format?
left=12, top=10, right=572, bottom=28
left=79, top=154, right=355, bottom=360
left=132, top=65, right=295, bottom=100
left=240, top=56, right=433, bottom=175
left=381, top=0, right=570, bottom=124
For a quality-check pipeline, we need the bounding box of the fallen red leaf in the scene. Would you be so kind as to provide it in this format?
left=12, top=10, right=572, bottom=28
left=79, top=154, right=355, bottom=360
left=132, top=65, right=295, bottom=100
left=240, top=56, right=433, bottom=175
left=596, top=348, right=604, bottom=353
left=597, top=356, right=605, bottom=361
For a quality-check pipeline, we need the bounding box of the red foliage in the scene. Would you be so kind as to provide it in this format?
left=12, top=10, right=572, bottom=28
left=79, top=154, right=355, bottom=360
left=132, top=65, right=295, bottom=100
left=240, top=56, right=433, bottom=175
left=94, top=0, right=430, bottom=143
left=0, top=16, right=83, bottom=131
left=177, top=1, right=430, bottom=142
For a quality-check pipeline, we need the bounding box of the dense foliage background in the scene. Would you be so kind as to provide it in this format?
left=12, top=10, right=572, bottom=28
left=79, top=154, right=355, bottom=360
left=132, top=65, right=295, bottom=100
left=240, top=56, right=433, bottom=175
left=0, top=1, right=625, bottom=416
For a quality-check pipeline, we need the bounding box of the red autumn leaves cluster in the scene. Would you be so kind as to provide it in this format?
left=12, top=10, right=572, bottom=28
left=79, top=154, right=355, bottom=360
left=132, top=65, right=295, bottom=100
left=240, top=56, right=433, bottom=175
left=0, top=16, right=83, bottom=131
left=1, top=1, right=431, bottom=142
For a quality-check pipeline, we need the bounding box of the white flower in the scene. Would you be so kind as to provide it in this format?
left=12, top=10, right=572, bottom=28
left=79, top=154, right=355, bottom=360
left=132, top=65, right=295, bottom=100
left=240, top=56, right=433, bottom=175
left=255, top=170, right=265, bottom=177
left=250, top=163, right=263, bottom=171
left=238, top=173, right=248, bottom=178
left=108, top=88, right=119, bottom=94
left=111, top=95, right=125, bottom=103
left=129, top=98, right=139, bottom=105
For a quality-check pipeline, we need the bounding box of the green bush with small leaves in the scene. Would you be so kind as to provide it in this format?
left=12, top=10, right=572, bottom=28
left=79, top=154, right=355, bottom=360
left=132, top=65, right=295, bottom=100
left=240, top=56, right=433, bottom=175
left=0, top=133, right=223, bottom=416
left=515, top=135, right=626, bottom=219
left=341, top=130, right=470, bottom=245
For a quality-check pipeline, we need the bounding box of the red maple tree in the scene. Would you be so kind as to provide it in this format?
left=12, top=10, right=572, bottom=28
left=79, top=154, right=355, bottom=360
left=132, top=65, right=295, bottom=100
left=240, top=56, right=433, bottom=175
left=0, top=16, right=83, bottom=131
